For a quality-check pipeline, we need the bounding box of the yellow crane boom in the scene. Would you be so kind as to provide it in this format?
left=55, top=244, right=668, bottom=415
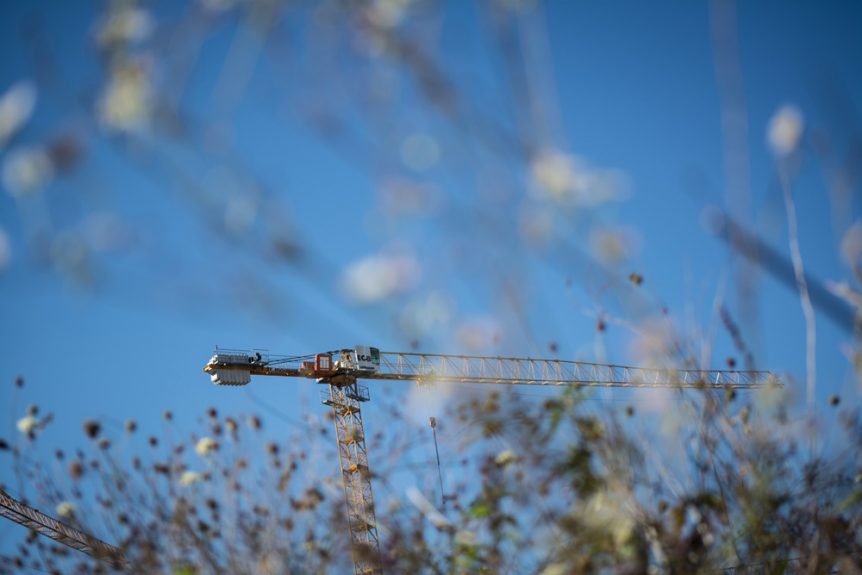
left=203, top=346, right=776, bottom=574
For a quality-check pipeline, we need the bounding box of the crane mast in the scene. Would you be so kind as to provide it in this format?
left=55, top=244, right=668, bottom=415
left=322, top=373, right=380, bottom=575
left=204, top=346, right=776, bottom=574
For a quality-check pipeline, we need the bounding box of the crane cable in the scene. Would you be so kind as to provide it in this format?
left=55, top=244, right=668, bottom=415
left=262, top=349, right=344, bottom=367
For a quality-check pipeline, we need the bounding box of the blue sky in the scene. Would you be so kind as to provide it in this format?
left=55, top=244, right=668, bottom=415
left=1, top=0, right=861, bottom=547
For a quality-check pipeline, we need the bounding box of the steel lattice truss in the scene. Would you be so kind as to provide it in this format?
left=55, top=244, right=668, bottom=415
left=375, top=352, right=774, bottom=388
left=220, top=350, right=775, bottom=389
left=0, top=489, right=125, bottom=565
left=205, top=347, right=778, bottom=575
left=322, top=380, right=381, bottom=575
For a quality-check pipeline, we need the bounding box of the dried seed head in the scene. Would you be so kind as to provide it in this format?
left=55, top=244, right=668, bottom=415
left=195, top=437, right=218, bottom=456
left=83, top=420, right=101, bottom=439
left=56, top=502, right=75, bottom=518
left=68, top=461, right=84, bottom=480
left=225, top=417, right=238, bottom=433
left=179, top=470, right=202, bottom=486
left=17, top=415, right=38, bottom=436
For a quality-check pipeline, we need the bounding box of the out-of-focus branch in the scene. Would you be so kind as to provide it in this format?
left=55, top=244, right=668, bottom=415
left=703, top=206, right=858, bottom=334
left=780, top=175, right=817, bottom=410
left=710, top=0, right=758, bottom=337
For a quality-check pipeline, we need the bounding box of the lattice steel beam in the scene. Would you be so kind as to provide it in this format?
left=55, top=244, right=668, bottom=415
left=324, top=380, right=381, bottom=575
left=376, top=352, right=776, bottom=388
left=0, top=489, right=125, bottom=565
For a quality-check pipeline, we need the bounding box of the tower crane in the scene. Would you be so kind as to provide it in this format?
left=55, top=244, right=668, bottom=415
left=203, top=346, right=776, bottom=575
left=0, top=489, right=125, bottom=566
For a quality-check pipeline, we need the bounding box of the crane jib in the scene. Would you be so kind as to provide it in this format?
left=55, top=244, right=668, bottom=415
left=204, top=348, right=777, bottom=390
left=0, top=490, right=125, bottom=565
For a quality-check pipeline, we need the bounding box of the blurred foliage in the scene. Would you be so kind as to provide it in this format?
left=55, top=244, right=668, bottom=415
left=1, top=381, right=861, bottom=573
left=2, top=0, right=862, bottom=573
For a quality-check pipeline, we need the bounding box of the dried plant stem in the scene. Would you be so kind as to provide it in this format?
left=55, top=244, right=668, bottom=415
left=780, top=172, right=817, bottom=413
